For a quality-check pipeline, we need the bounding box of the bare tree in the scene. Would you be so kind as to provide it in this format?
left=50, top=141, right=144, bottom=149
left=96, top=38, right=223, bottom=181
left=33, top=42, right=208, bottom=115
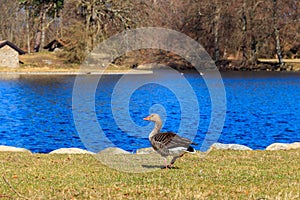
left=272, top=0, right=284, bottom=69
left=241, top=0, right=248, bottom=66
left=213, top=5, right=221, bottom=61
left=248, top=0, right=264, bottom=68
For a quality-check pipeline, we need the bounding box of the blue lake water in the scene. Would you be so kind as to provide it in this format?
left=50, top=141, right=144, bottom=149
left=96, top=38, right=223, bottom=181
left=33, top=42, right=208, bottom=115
left=0, top=71, right=299, bottom=153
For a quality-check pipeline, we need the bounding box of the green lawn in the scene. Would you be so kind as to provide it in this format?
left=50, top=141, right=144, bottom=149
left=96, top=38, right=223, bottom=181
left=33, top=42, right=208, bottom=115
left=1, top=150, right=299, bottom=199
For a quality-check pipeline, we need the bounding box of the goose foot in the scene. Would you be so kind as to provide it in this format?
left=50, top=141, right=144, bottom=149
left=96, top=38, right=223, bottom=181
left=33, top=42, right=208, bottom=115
left=161, top=164, right=173, bottom=169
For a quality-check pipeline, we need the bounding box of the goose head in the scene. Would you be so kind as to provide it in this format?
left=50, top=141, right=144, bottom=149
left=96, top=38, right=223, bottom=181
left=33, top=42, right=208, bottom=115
left=143, top=113, right=162, bottom=123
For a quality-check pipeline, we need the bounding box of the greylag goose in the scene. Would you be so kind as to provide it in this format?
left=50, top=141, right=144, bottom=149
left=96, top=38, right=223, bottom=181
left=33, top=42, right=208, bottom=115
left=143, top=113, right=196, bottom=169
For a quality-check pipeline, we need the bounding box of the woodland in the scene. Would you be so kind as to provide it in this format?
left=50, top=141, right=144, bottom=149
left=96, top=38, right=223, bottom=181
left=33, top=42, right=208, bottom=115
left=0, top=0, right=299, bottom=70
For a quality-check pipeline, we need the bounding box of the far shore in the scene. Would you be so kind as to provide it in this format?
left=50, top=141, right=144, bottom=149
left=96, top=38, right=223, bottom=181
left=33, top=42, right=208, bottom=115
left=2, top=53, right=295, bottom=73
left=0, top=69, right=154, bottom=76
left=1, top=68, right=300, bottom=76
left=1, top=57, right=300, bottom=76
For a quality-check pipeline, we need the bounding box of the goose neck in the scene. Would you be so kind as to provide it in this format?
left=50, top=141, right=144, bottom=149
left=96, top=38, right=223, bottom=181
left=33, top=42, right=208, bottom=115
left=149, top=120, right=162, bottom=138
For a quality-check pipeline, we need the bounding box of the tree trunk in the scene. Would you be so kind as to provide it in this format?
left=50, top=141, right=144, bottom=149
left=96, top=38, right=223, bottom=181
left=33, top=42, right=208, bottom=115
left=85, top=12, right=92, bottom=52
left=213, top=7, right=220, bottom=61
left=33, top=7, right=45, bottom=53
left=272, top=0, right=284, bottom=69
left=274, top=28, right=283, bottom=68
left=34, top=30, right=42, bottom=52
left=41, top=10, right=46, bottom=50
left=59, top=13, right=63, bottom=38
left=249, top=0, right=262, bottom=69
left=26, top=8, right=31, bottom=54
left=36, top=2, right=54, bottom=52
left=241, top=0, right=248, bottom=66
left=250, top=36, right=257, bottom=68
left=84, top=0, right=98, bottom=52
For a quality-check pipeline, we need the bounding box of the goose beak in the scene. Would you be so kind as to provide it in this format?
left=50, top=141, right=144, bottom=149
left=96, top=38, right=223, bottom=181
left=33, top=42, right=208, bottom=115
left=143, top=116, right=150, bottom=121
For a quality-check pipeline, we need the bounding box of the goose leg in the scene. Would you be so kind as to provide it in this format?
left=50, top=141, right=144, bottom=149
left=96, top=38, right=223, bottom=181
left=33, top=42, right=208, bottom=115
left=164, top=158, right=168, bottom=169
left=168, top=156, right=180, bottom=168
left=168, top=154, right=185, bottom=168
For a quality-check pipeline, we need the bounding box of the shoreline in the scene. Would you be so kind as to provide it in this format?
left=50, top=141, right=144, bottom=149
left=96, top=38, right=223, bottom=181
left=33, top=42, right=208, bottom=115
left=1, top=69, right=300, bottom=77
left=1, top=142, right=299, bottom=154
left=0, top=69, right=154, bottom=76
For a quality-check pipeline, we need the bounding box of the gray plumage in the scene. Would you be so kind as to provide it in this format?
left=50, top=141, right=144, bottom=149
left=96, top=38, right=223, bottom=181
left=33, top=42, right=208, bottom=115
left=143, top=113, right=196, bottom=168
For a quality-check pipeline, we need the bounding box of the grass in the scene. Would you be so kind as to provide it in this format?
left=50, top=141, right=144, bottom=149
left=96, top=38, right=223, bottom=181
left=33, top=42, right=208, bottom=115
left=0, top=150, right=299, bottom=199
left=258, top=58, right=300, bottom=71
left=0, top=52, right=79, bottom=73
left=258, top=59, right=300, bottom=63
left=2, top=52, right=300, bottom=72
left=0, top=52, right=145, bottom=73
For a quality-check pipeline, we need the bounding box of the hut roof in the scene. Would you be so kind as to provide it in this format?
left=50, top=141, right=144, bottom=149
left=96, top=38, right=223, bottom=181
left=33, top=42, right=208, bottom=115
left=0, top=40, right=26, bottom=55
left=43, top=39, right=68, bottom=51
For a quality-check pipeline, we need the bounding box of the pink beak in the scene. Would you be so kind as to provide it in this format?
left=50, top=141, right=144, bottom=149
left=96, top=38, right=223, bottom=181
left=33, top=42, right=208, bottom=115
left=143, top=116, right=150, bottom=121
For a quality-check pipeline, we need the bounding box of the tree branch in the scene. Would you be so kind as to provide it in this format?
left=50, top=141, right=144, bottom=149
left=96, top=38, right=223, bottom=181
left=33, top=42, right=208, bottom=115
left=2, top=176, right=29, bottom=200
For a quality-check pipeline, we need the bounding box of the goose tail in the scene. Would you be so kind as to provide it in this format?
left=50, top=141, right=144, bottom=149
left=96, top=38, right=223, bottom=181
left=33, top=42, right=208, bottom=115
left=186, top=146, right=196, bottom=153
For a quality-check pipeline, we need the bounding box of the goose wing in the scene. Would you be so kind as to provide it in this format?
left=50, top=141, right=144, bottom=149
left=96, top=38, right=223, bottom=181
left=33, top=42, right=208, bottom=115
left=150, top=132, right=194, bottom=156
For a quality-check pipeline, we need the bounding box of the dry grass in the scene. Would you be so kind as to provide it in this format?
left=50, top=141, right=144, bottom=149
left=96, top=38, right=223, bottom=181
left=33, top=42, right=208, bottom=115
left=0, top=52, right=79, bottom=73
left=258, top=59, right=300, bottom=71
left=257, top=59, right=300, bottom=63
left=0, top=150, right=299, bottom=199
left=18, top=52, right=79, bottom=72
left=2, top=53, right=300, bottom=73
left=0, top=52, right=144, bottom=73
left=290, top=63, right=300, bottom=71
